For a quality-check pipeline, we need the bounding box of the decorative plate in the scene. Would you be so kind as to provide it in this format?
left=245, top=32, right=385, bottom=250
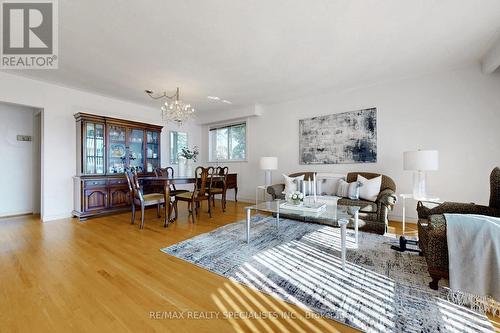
left=110, top=144, right=126, bottom=157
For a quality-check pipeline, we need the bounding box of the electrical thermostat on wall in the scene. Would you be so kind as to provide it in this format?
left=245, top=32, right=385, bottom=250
left=16, top=135, right=32, bottom=142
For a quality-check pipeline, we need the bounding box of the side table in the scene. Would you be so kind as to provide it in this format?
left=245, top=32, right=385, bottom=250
left=399, top=194, right=441, bottom=234
left=256, top=185, right=268, bottom=205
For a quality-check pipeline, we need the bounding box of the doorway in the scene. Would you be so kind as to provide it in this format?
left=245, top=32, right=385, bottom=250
left=0, top=102, right=42, bottom=218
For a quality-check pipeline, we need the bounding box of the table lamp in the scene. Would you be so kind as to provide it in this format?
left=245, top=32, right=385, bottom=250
left=260, top=157, right=278, bottom=186
left=403, top=150, right=439, bottom=200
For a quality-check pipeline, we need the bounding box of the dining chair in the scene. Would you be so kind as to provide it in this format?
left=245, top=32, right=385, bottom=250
left=154, top=167, right=190, bottom=194
left=154, top=167, right=189, bottom=220
left=210, top=166, right=229, bottom=212
left=174, top=166, right=212, bottom=223
left=125, top=168, right=166, bottom=229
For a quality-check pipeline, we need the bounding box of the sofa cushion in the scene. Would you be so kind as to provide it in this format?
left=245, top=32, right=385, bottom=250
left=347, top=172, right=396, bottom=192
left=337, top=198, right=378, bottom=213
left=336, top=179, right=361, bottom=200
left=316, top=173, right=345, bottom=196
left=283, top=174, right=304, bottom=195
left=357, top=174, right=382, bottom=202
left=315, top=195, right=339, bottom=206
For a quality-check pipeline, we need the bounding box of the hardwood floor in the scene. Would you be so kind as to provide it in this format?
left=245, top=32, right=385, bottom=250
left=0, top=202, right=497, bottom=333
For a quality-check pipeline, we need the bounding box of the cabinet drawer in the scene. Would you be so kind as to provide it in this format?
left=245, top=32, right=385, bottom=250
left=108, top=178, right=128, bottom=186
left=84, top=179, right=107, bottom=187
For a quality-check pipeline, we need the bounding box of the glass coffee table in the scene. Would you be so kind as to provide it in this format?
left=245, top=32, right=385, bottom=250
left=245, top=200, right=360, bottom=270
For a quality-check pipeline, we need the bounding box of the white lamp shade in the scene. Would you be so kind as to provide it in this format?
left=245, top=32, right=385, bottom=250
left=403, top=150, right=439, bottom=171
left=260, top=156, right=278, bottom=170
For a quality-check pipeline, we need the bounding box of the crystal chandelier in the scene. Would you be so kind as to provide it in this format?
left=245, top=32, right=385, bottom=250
left=145, top=87, right=195, bottom=125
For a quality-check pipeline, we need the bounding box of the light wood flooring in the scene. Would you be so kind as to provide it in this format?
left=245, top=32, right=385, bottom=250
left=0, top=201, right=497, bottom=333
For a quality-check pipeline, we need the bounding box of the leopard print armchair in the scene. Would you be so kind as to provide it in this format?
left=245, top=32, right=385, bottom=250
left=417, top=167, right=500, bottom=289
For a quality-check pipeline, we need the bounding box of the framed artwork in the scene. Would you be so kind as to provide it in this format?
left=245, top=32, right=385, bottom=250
left=299, top=107, right=377, bottom=164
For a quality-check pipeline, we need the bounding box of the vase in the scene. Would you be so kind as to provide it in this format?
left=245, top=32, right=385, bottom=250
left=185, top=159, right=194, bottom=177
left=178, top=158, right=187, bottom=177
left=178, top=158, right=194, bottom=177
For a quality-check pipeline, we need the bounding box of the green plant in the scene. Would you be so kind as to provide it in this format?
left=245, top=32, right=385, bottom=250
left=179, top=146, right=199, bottom=162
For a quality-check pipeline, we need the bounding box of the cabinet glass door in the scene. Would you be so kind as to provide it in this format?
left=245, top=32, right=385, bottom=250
left=85, top=122, right=105, bottom=174
left=128, top=128, right=145, bottom=172
left=146, top=131, right=160, bottom=172
left=108, top=125, right=127, bottom=174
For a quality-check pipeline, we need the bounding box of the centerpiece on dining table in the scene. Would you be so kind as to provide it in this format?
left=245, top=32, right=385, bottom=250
left=178, top=146, right=199, bottom=177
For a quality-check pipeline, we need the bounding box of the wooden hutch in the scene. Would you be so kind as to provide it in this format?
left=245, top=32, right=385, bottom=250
left=72, top=113, right=162, bottom=220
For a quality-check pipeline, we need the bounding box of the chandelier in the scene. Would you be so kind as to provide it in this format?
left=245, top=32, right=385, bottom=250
left=145, top=87, right=195, bottom=125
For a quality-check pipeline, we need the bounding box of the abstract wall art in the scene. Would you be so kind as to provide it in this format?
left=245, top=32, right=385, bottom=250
left=299, top=108, right=377, bottom=164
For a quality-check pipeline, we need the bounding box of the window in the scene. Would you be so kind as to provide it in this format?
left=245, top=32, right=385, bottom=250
left=169, top=131, right=188, bottom=164
left=209, top=123, right=246, bottom=162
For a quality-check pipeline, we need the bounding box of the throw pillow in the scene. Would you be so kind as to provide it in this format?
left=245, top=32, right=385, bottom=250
left=357, top=175, right=382, bottom=202
left=317, top=177, right=344, bottom=195
left=282, top=174, right=305, bottom=195
left=336, top=179, right=362, bottom=200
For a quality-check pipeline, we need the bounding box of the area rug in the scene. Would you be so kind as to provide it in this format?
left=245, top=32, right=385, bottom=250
left=161, top=216, right=494, bottom=332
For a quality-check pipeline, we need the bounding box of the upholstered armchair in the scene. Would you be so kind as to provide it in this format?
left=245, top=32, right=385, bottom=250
left=417, top=167, right=500, bottom=289
left=267, top=171, right=397, bottom=234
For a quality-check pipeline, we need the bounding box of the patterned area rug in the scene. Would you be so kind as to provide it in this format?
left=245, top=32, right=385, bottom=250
left=161, top=216, right=494, bottom=332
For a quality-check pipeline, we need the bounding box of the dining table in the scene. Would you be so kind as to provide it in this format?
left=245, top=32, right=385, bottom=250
left=139, top=175, right=224, bottom=227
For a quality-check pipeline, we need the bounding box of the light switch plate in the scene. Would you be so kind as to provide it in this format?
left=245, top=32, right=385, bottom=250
left=16, top=135, right=32, bottom=142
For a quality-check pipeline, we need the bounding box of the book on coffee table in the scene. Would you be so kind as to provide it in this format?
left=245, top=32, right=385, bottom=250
left=279, top=202, right=326, bottom=213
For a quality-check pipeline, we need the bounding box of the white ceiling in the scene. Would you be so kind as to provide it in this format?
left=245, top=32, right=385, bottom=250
left=5, top=0, right=500, bottom=112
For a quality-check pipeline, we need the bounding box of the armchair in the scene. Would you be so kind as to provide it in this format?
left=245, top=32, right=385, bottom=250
left=418, top=167, right=500, bottom=289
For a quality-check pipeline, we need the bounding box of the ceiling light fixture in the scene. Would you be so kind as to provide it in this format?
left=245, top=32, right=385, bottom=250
left=145, top=87, right=195, bottom=125
left=207, top=96, right=232, bottom=104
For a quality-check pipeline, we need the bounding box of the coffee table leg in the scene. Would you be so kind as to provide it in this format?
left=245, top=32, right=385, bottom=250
left=276, top=201, right=280, bottom=228
left=354, top=210, right=359, bottom=245
left=339, top=219, right=347, bottom=270
left=246, top=208, right=251, bottom=244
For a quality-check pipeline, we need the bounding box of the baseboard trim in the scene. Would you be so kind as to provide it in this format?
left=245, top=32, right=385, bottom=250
left=42, top=213, right=74, bottom=222
left=0, top=211, right=33, bottom=219
left=389, top=214, right=418, bottom=224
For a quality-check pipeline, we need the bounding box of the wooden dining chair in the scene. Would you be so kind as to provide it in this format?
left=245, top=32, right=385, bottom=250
left=210, top=166, right=229, bottom=212
left=154, top=167, right=189, bottom=220
left=174, top=166, right=212, bottom=223
left=154, top=167, right=189, bottom=195
left=125, top=168, right=166, bottom=229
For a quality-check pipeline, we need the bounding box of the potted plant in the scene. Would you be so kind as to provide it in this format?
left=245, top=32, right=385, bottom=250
left=178, top=146, right=199, bottom=177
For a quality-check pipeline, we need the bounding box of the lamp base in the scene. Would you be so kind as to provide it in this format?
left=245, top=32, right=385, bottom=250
left=412, top=170, right=427, bottom=200
left=264, top=170, right=272, bottom=187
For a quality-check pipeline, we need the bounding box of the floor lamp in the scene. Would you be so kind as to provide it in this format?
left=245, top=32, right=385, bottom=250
left=260, top=157, right=278, bottom=186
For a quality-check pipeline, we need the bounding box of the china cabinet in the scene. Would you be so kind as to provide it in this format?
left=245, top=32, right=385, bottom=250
left=73, top=113, right=162, bottom=219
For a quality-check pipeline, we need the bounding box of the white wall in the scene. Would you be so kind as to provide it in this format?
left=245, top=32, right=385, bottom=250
left=202, top=64, right=500, bottom=221
left=0, top=72, right=202, bottom=221
left=0, top=103, right=39, bottom=217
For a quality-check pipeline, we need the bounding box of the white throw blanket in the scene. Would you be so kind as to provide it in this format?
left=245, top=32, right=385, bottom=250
left=445, top=213, right=500, bottom=316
